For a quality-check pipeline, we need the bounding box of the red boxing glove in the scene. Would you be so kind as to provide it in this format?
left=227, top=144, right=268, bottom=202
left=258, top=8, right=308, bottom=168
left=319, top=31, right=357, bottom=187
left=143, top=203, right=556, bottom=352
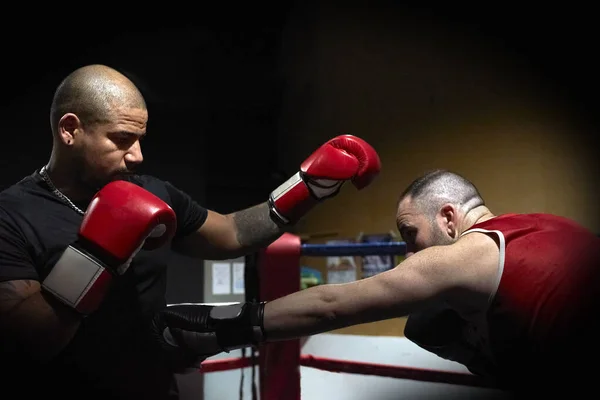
left=42, top=181, right=177, bottom=314
left=269, top=134, right=381, bottom=225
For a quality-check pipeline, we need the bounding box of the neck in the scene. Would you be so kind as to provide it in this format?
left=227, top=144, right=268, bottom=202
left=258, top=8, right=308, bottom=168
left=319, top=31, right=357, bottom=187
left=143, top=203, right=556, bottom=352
left=45, top=156, right=95, bottom=202
left=459, top=206, right=495, bottom=235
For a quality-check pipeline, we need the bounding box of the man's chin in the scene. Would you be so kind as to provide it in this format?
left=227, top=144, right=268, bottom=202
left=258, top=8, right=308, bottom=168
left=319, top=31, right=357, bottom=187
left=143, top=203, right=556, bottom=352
left=111, top=173, right=136, bottom=182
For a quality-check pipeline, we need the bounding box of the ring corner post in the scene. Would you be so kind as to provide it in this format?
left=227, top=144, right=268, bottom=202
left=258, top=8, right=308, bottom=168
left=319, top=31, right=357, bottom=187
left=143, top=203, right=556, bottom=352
left=258, top=232, right=302, bottom=400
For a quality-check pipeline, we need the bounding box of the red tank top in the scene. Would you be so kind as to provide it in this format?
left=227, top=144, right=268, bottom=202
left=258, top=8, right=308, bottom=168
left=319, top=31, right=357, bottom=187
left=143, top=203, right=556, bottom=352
left=465, top=213, right=600, bottom=383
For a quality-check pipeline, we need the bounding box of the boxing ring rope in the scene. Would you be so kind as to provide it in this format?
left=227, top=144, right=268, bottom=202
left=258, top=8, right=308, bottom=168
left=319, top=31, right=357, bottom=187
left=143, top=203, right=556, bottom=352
left=201, top=356, right=258, bottom=373
left=298, top=355, right=498, bottom=389
left=300, top=241, right=407, bottom=256
left=199, top=233, right=500, bottom=399
left=200, top=354, right=497, bottom=388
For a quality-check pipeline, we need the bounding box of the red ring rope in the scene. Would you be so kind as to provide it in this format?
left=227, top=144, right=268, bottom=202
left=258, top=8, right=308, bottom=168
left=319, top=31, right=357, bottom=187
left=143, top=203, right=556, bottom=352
left=299, top=354, right=500, bottom=389
left=200, top=357, right=257, bottom=373
left=199, top=354, right=500, bottom=390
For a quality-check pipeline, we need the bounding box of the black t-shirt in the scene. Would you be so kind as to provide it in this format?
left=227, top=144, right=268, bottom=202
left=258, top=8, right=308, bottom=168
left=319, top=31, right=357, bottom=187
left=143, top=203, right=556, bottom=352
left=0, top=169, right=208, bottom=399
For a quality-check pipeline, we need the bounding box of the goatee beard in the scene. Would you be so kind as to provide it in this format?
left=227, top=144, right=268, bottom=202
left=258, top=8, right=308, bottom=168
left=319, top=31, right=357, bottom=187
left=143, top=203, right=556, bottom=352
left=111, top=170, right=136, bottom=182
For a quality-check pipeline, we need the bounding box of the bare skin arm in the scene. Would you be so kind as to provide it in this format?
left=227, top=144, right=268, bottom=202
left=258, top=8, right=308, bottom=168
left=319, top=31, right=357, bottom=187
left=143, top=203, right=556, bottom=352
left=174, top=203, right=288, bottom=260
left=262, top=232, right=500, bottom=341
left=0, top=279, right=82, bottom=363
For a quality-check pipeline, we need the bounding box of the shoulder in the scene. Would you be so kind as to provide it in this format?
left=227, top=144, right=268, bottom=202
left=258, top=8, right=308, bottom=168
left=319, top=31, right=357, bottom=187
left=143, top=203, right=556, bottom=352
left=410, top=231, right=500, bottom=312
left=415, top=232, right=500, bottom=278
left=446, top=231, right=501, bottom=310
left=0, top=173, right=39, bottom=200
left=0, top=173, right=45, bottom=218
left=456, top=228, right=502, bottom=260
left=0, top=174, right=47, bottom=245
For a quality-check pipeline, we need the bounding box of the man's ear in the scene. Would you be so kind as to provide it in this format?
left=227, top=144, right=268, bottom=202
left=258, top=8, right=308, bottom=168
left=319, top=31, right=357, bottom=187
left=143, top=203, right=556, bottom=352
left=439, top=203, right=458, bottom=238
left=58, top=113, right=81, bottom=146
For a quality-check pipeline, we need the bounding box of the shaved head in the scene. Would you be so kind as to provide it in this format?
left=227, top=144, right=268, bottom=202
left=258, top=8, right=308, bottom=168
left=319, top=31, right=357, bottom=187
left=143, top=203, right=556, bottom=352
left=50, top=64, right=146, bottom=136
left=398, top=169, right=484, bottom=218
left=46, top=64, right=149, bottom=196
left=396, top=170, right=492, bottom=254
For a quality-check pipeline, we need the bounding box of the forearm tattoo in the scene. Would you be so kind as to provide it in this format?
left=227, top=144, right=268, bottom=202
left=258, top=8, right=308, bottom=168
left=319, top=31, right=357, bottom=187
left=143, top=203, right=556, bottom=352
left=232, top=202, right=285, bottom=249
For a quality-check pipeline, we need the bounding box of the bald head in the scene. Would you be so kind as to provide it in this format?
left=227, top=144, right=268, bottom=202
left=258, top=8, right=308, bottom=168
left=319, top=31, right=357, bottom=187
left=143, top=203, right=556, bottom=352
left=398, top=169, right=485, bottom=218
left=50, top=64, right=146, bottom=136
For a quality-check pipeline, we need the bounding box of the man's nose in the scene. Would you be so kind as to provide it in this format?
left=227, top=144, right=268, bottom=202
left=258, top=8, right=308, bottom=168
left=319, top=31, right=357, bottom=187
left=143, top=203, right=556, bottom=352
left=125, top=141, right=143, bottom=164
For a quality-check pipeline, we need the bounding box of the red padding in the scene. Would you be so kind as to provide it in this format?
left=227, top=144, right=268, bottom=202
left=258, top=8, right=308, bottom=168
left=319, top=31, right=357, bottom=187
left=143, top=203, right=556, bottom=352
left=300, top=354, right=500, bottom=389
left=200, top=356, right=257, bottom=373
left=258, top=233, right=302, bottom=400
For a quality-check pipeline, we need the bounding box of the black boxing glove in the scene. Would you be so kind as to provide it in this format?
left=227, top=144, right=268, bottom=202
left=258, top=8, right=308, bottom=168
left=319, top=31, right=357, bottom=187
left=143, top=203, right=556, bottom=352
left=151, top=302, right=266, bottom=372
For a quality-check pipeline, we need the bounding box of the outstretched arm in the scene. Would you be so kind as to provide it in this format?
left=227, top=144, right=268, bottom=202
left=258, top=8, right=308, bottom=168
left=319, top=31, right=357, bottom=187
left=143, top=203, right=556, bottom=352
left=261, top=249, right=446, bottom=340
left=153, top=232, right=499, bottom=359
left=262, top=231, right=499, bottom=340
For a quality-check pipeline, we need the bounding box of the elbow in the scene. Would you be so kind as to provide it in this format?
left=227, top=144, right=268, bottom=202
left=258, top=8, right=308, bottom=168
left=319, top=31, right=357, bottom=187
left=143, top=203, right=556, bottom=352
left=317, top=287, right=339, bottom=319
left=216, top=239, right=249, bottom=260
left=313, top=286, right=347, bottom=329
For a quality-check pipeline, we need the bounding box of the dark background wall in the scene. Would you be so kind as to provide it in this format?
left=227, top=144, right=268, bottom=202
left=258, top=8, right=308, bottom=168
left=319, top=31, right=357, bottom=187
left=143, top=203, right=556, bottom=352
left=1, top=3, right=598, bottom=306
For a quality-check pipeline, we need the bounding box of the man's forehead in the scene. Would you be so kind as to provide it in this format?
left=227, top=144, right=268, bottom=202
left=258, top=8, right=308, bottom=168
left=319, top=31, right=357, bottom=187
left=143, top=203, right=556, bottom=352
left=396, top=197, right=422, bottom=226
left=109, top=107, right=148, bottom=128
left=396, top=196, right=415, bottom=216
left=115, top=105, right=148, bottom=118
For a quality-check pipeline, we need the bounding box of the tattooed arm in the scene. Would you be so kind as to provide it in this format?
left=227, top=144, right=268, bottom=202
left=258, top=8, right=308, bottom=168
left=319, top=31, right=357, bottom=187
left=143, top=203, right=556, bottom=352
left=173, top=202, right=288, bottom=260
left=0, top=279, right=81, bottom=362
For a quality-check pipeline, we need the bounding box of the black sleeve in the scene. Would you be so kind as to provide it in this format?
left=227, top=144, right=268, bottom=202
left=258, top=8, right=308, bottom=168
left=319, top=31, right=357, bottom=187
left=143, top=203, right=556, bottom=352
left=0, top=207, right=38, bottom=282
left=164, top=181, right=209, bottom=238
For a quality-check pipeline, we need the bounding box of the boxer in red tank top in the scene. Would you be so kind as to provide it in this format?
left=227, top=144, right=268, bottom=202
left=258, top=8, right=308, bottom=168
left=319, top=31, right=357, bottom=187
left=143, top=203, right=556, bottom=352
left=152, top=169, right=599, bottom=398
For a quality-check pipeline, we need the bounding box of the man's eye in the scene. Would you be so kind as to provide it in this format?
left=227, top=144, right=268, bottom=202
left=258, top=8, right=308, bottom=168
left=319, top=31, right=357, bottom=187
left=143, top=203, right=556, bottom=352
left=404, top=230, right=416, bottom=241
left=115, top=134, right=134, bottom=143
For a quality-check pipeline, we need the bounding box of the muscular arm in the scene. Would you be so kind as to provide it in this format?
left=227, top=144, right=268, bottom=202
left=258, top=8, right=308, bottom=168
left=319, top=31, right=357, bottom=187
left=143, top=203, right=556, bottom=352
left=262, top=232, right=499, bottom=341
left=0, top=279, right=81, bottom=363
left=174, top=202, right=287, bottom=260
